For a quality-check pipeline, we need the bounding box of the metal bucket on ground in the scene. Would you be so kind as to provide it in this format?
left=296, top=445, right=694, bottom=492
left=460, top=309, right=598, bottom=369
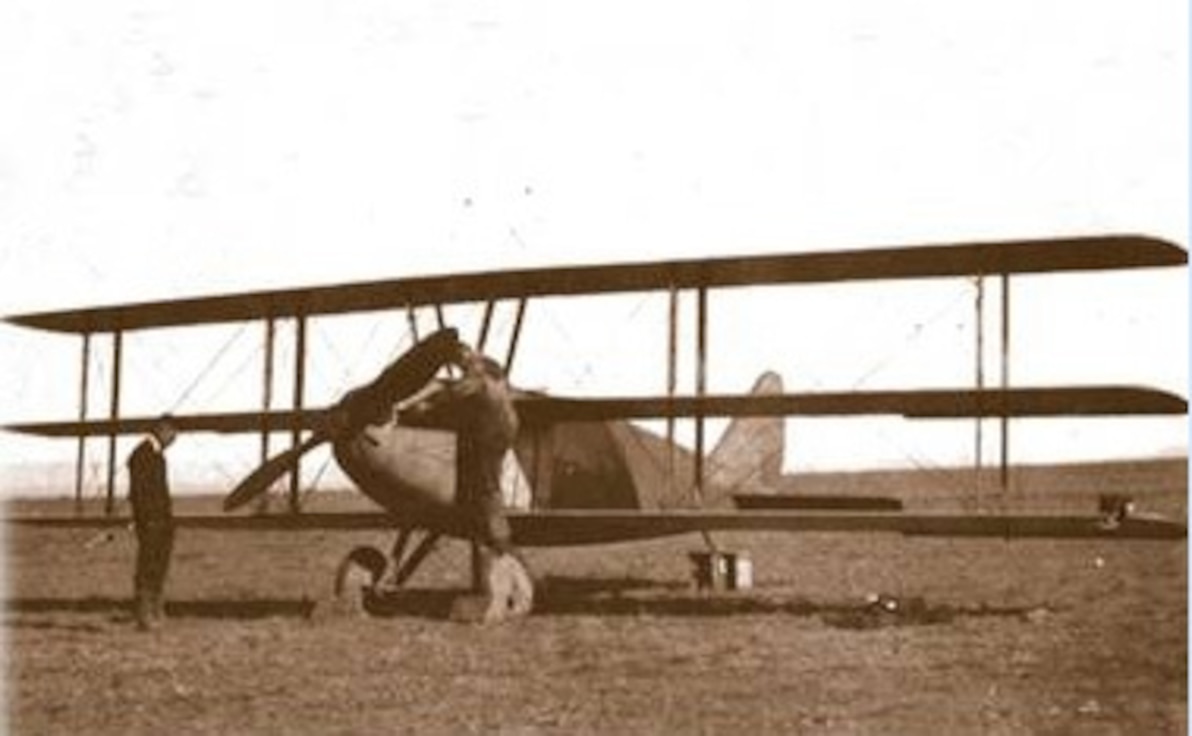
left=689, top=551, right=753, bottom=591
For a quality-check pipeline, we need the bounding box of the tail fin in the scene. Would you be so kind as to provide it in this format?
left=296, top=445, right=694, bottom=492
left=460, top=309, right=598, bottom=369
left=706, top=372, right=785, bottom=498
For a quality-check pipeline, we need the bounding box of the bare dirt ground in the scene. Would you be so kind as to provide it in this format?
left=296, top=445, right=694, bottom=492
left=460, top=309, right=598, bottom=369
left=4, top=465, right=1186, bottom=735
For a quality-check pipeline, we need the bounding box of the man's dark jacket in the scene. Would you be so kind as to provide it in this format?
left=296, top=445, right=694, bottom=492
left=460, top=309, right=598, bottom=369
left=128, top=440, right=173, bottom=530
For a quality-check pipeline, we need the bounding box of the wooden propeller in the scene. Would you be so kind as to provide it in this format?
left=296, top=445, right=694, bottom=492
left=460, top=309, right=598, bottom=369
left=222, top=327, right=461, bottom=513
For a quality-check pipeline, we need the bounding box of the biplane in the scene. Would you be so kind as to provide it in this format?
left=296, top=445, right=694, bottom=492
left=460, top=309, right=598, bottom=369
left=4, top=234, right=1187, bottom=612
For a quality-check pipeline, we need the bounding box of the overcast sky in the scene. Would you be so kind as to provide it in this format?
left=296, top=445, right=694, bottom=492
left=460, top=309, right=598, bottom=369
left=0, top=0, right=1186, bottom=495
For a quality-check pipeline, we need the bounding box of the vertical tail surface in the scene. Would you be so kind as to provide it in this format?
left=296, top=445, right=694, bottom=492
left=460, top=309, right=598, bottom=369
left=705, top=371, right=786, bottom=501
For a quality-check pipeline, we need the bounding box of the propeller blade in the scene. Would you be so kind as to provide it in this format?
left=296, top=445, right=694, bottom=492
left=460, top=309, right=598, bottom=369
left=224, top=431, right=329, bottom=512
left=366, top=327, right=460, bottom=406
left=224, top=328, right=462, bottom=513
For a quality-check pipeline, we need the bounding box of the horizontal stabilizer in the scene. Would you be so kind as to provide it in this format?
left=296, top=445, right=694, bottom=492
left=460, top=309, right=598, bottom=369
left=733, top=495, right=904, bottom=511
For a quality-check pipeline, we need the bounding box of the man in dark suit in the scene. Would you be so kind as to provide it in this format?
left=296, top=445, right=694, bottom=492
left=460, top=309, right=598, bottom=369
left=127, top=416, right=178, bottom=630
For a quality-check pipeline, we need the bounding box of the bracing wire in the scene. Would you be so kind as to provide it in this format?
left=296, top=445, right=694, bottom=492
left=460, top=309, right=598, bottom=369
left=304, top=452, right=338, bottom=503
left=195, top=339, right=264, bottom=409
left=535, top=292, right=657, bottom=392
left=849, top=286, right=972, bottom=391
left=284, top=314, right=400, bottom=501
left=170, top=322, right=250, bottom=412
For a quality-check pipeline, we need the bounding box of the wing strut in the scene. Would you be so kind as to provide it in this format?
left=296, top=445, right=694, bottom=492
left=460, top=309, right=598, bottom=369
left=666, top=285, right=679, bottom=501
left=74, top=332, right=91, bottom=516
left=405, top=303, right=420, bottom=342
left=258, top=317, right=277, bottom=513
left=974, top=274, right=1014, bottom=507
left=289, top=315, right=307, bottom=513
left=974, top=276, right=985, bottom=504
left=1000, top=274, right=1011, bottom=492
left=505, top=298, right=527, bottom=374
left=104, top=329, right=123, bottom=515
left=477, top=301, right=495, bottom=352
left=694, top=286, right=708, bottom=503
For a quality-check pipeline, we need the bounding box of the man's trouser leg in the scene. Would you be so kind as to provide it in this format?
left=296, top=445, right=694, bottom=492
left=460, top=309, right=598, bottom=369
left=454, top=440, right=532, bottom=622
left=476, top=471, right=533, bottom=620
left=134, top=525, right=173, bottom=628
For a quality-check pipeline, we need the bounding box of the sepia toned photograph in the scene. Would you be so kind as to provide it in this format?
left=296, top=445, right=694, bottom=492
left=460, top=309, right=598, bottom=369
left=1, top=1, right=1186, bottom=733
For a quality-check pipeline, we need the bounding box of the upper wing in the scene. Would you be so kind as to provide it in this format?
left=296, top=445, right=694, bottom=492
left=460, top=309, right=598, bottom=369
left=7, top=385, right=1185, bottom=437
left=7, top=234, right=1184, bottom=333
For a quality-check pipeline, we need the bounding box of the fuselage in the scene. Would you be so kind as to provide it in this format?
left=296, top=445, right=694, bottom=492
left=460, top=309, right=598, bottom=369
left=331, top=373, right=785, bottom=536
left=333, top=413, right=689, bottom=534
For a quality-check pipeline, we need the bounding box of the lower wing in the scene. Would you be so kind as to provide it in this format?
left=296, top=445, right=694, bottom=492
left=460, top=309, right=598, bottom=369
left=6, top=509, right=1183, bottom=543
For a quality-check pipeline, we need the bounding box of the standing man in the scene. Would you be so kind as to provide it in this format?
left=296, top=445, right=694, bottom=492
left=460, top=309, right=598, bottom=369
left=449, top=342, right=533, bottom=620
left=451, top=343, right=520, bottom=555
left=127, top=415, right=178, bottom=630
left=400, top=339, right=533, bottom=620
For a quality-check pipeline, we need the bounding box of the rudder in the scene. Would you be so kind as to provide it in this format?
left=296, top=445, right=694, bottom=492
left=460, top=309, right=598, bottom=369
left=705, top=372, right=785, bottom=501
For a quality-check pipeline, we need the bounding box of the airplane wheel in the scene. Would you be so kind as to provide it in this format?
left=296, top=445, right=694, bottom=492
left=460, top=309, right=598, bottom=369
left=333, top=545, right=388, bottom=602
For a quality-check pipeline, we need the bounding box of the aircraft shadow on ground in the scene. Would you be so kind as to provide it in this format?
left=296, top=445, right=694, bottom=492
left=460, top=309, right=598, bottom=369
left=524, top=576, right=1047, bottom=628
left=5, top=576, right=1047, bottom=628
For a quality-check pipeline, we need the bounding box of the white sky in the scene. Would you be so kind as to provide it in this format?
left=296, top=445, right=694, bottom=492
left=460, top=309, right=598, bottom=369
left=0, top=0, right=1186, bottom=496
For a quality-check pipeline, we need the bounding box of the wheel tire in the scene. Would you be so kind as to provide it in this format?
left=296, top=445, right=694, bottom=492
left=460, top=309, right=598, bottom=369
left=333, top=545, right=388, bottom=600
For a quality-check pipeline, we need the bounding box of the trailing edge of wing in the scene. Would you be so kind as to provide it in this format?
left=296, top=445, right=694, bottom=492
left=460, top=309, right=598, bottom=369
left=517, top=386, right=1188, bottom=424
left=6, top=510, right=1183, bottom=542
left=5, top=386, right=1185, bottom=437
left=7, top=234, right=1184, bottom=333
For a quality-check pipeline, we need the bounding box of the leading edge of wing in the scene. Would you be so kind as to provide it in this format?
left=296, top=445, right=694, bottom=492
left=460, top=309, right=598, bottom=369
left=7, top=509, right=1183, bottom=541
left=7, top=234, right=1184, bottom=333
left=518, top=386, right=1188, bottom=424
left=505, top=510, right=1186, bottom=545
left=7, top=385, right=1185, bottom=437
left=5, top=409, right=328, bottom=438
left=2, top=512, right=398, bottom=531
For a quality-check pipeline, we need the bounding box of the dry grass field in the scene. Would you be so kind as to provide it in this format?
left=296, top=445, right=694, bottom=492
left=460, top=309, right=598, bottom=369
left=4, top=460, right=1186, bottom=734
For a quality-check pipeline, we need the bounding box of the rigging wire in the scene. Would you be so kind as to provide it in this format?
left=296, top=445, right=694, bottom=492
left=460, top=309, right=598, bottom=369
left=296, top=316, right=393, bottom=499
left=829, top=285, right=983, bottom=503
left=170, top=322, right=250, bottom=412
left=535, top=292, right=658, bottom=391
left=190, top=338, right=265, bottom=410
left=303, top=451, right=338, bottom=504
left=849, top=286, right=972, bottom=391
left=312, top=327, right=352, bottom=397
left=85, top=347, right=110, bottom=502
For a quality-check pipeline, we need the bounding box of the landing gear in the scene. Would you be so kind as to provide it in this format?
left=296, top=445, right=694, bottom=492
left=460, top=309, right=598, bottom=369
left=326, top=530, right=442, bottom=616
left=450, top=545, right=535, bottom=623
left=324, top=529, right=534, bottom=622
left=333, top=545, right=387, bottom=604
left=382, top=529, right=442, bottom=591
left=319, top=545, right=384, bottom=617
